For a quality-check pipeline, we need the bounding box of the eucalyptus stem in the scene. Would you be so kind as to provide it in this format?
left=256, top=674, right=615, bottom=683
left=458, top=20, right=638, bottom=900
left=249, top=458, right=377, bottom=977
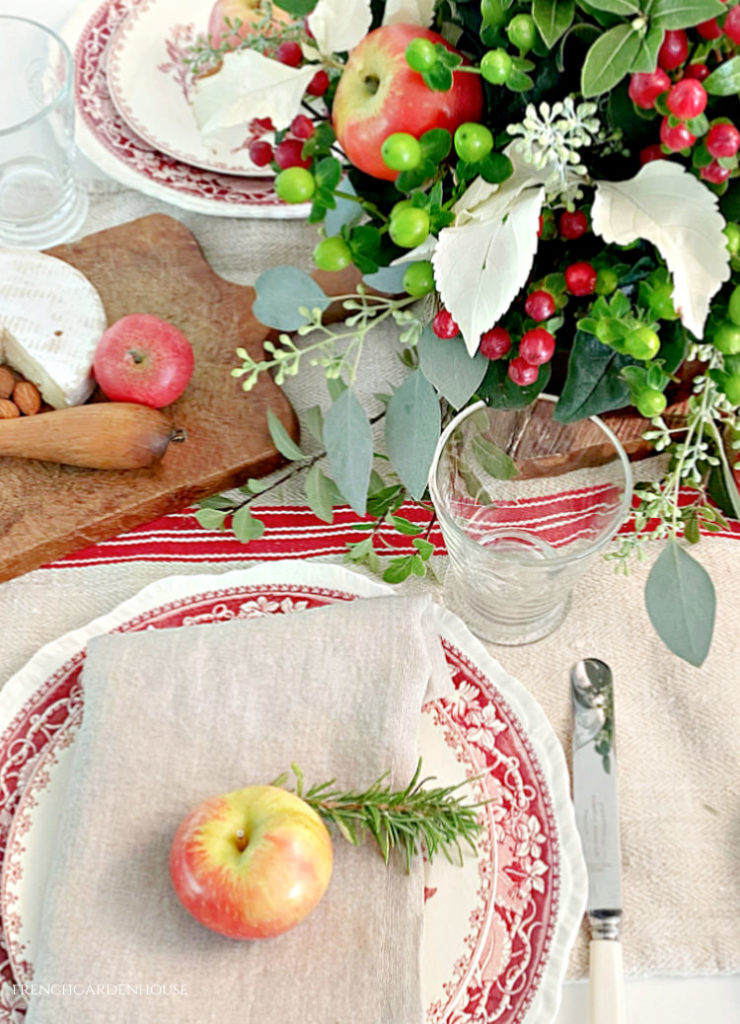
left=274, top=759, right=486, bottom=872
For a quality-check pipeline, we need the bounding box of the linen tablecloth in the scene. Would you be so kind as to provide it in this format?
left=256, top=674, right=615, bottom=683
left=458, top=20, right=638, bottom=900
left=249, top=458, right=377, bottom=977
left=1, top=183, right=739, bottom=984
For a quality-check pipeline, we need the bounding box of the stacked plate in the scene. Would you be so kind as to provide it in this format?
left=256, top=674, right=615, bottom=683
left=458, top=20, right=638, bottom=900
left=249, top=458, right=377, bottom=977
left=62, top=0, right=308, bottom=217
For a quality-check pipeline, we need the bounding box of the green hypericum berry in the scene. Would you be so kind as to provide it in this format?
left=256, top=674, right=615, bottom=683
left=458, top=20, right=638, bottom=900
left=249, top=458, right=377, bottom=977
left=405, top=37, right=437, bottom=72
left=381, top=132, right=422, bottom=172
left=723, top=222, right=740, bottom=257
left=480, top=49, right=513, bottom=85
left=636, top=388, right=667, bottom=419
left=275, top=167, right=315, bottom=203
left=625, top=326, right=661, bottom=360
left=595, top=268, right=619, bottom=296
left=403, top=260, right=436, bottom=297
left=480, top=0, right=507, bottom=29
left=313, top=236, right=353, bottom=272
left=389, top=207, right=431, bottom=248
left=713, top=321, right=740, bottom=354
left=729, top=285, right=740, bottom=327
left=723, top=374, right=740, bottom=406
left=506, top=13, right=537, bottom=53
left=454, top=122, right=494, bottom=162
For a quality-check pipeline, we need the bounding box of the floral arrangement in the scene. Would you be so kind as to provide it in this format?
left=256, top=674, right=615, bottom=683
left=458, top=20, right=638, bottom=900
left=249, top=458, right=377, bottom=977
left=189, top=0, right=740, bottom=665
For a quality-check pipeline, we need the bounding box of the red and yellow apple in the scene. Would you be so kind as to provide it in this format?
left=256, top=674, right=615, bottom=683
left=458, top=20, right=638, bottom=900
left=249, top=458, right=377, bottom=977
left=207, top=0, right=291, bottom=49
left=169, top=785, right=334, bottom=940
left=332, top=23, right=484, bottom=181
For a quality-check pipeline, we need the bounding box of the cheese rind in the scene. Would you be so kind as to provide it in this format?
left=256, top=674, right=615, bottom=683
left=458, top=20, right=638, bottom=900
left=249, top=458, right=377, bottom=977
left=0, top=249, right=107, bottom=408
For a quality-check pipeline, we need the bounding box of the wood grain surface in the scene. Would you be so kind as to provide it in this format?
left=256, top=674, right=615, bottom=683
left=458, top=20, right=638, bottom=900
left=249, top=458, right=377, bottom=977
left=0, top=213, right=303, bottom=583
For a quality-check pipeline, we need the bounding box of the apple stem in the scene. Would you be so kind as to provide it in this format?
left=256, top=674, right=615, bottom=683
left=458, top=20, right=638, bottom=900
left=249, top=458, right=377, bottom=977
left=127, top=349, right=146, bottom=365
left=235, top=829, right=248, bottom=852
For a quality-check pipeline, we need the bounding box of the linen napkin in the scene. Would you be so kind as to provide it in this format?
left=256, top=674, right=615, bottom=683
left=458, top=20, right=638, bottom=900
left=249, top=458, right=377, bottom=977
left=25, top=594, right=451, bottom=1024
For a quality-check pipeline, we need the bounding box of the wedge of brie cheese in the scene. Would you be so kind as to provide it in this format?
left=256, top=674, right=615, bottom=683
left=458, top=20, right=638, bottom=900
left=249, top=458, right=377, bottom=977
left=0, top=249, right=107, bottom=408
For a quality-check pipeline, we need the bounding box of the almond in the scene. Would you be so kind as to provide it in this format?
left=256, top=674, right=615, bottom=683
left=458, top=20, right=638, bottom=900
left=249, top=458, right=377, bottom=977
left=0, top=366, right=14, bottom=400
left=13, top=381, right=42, bottom=416
left=0, top=399, right=20, bottom=419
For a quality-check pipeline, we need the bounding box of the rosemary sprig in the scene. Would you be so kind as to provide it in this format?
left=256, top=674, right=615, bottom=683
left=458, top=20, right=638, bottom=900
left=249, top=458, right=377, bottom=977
left=273, top=759, right=485, bottom=872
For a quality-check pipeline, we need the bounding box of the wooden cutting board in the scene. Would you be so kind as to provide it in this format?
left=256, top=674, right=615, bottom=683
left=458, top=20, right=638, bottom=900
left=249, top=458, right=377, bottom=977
left=0, top=213, right=308, bottom=583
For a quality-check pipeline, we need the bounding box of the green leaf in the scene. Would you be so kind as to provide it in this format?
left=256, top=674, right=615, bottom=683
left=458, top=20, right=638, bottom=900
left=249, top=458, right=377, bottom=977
left=383, top=555, right=415, bottom=584
left=704, top=56, right=740, bottom=97
left=232, top=506, right=266, bottom=543
left=581, top=23, right=642, bottom=97
left=631, top=22, right=664, bottom=73
left=303, top=405, right=324, bottom=444
left=273, top=0, right=314, bottom=13
left=419, top=128, right=452, bottom=163
left=555, top=330, right=634, bottom=422
left=198, top=495, right=235, bottom=511
left=305, top=465, right=335, bottom=524
left=267, top=409, right=305, bottom=461
left=327, top=377, right=347, bottom=401
left=385, top=371, right=441, bottom=500
left=253, top=267, right=330, bottom=331
left=533, top=0, right=575, bottom=47
left=423, top=63, right=454, bottom=91
left=194, top=508, right=228, bottom=531
left=506, top=69, right=535, bottom=92
left=471, top=435, right=519, bottom=479
left=389, top=515, right=423, bottom=536
left=478, top=360, right=551, bottom=409
left=413, top=537, right=435, bottom=560
left=645, top=540, right=716, bottom=666
left=323, top=388, right=373, bottom=516
left=418, top=326, right=488, bottom=409
left=582, top=0, right=639, bottom=12
left=347, top=224, right=383, bottom=275
left=650, top=0, right=725, bottom=29
left=479, top=152, right=514, bottom=184
left=314, top=156, right=342, bottom=191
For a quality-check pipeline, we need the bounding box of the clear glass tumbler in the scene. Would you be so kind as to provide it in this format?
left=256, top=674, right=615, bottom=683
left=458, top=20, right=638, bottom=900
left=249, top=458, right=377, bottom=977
left=0, top=17, right=88, bottom=248
left=429, top=398, right=633, bottom=645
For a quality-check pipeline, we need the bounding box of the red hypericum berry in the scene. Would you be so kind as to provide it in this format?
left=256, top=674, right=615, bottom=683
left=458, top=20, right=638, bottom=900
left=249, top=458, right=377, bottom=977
left=565, top=262, right=597, bottom=297
left=524, top=290, right=556, bottom=322
left=697, top=17, right=722, bottom=39
left=658, top=29, right=689, bottom=71
left=628, top=69, right=670, bottom=110
left=508, top=356, right=539, bottom=386
left=684, top=63, right=710, bottom=82
left=306, top=69, right=330, bottom=96
left=666, top=79, right=707, bottom=120
left=432, top=309, right=459, bottom=339
left=303, top=16, right=315, bottom=40
left=701, top=161, right=731, bottom=185
left=724, top=6, right=740, bottom=45
left=480, top=327, right=512, bottom=360
left=275, top=40, right=303, bottom=67
left=707, top=122, right=740, bottom=158
left=248, top=139, right=274, bottom=167
left=519, top=328, right=555, bottom=365
left=660, top=117, right=697, bottom=152
left=559, top=209, right=589, bottom=240
left=537, top=214, right=544, bottom=237
left=274, top=138, right=312, bottom=170
left=640, top=144, right=665, bottom=165
left=290, top=114, right=315, bottom=140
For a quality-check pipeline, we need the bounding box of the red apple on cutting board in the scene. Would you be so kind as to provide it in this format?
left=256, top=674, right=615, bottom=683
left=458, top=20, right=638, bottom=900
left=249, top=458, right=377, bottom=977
left=332, top=23, right=484, bottom=181
left=169, top=785, right=334, bottom=940
left=93, top=314, right=195, bottom=409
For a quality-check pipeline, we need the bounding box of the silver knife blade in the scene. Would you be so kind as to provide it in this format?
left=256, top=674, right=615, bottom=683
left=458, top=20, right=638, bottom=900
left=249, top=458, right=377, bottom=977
left=571, top=658, right=622, bottom=934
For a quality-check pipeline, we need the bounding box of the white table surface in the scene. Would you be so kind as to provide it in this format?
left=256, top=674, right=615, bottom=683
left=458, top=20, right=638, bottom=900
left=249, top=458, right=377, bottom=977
left=1, top=0, right=738, bottom=1020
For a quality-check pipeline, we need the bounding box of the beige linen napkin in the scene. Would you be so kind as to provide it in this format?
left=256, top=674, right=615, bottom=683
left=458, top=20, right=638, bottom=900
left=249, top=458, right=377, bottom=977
left=25, top=595, right=450, bottom=1024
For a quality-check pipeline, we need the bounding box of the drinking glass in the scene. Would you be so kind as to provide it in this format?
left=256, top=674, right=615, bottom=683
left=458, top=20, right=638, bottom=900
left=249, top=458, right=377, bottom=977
left=0, top=17, right=88, bottom=248
left=429, top=398, right=633, bottom=645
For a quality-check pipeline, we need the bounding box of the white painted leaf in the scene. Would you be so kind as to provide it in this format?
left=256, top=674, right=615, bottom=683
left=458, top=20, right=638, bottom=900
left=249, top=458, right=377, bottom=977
left=390, top=236, right=438, bottom=265
left=307, top=0, right=372, bottom=56
left=433, top=185, right=545, bottom=356
left=591, top=162, right=730, bottom=339
left=193, top=50, right=317, bottom=138
left=382, top=0, right=436, bottom=26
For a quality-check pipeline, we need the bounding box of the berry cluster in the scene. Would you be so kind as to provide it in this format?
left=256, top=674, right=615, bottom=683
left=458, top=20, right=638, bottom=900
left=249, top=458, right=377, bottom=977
left=628, top=10, right=740, bottom=187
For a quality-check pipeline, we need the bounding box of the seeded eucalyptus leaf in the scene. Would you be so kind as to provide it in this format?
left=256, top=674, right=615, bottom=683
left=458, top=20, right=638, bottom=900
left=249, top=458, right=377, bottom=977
left=323, top=388, right=373, bottom=516
left=385, top=370, right=442, bottom=500
left=645, top=540, right=716, bottom=667
left=418, top=327, right=488, bottom=409
left=363, top=262, right=409, bottom=293
left=232, top=506, right=266, bottom=543
left=554, top=330, right=634, bottom=422
left=471, top=435, right=519, bottom=479
left=581, top=24, right=641, bottom=97
left=267, top=409, right=305, bottom=461
left=303, top=405, right=324, bottom=444
left=650, top=0, right=725, bottom=29
left=324, top=179, right=363, bottom=235
left=305, top=465, right=336, bottom=524
left=704, top=56, right=740, bottom=97
left=532, top=0, right=575, bottom=47
left=253, top=267, right=331, bottom=330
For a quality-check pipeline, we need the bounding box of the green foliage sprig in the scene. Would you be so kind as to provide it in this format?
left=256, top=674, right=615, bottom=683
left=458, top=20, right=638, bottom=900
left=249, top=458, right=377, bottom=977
left=273, top=759, right=485, bottom=871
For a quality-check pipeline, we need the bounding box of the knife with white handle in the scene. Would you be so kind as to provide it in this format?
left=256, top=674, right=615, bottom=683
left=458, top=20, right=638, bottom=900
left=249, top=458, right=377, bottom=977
left=571, top=658, right=626, bottom=1024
